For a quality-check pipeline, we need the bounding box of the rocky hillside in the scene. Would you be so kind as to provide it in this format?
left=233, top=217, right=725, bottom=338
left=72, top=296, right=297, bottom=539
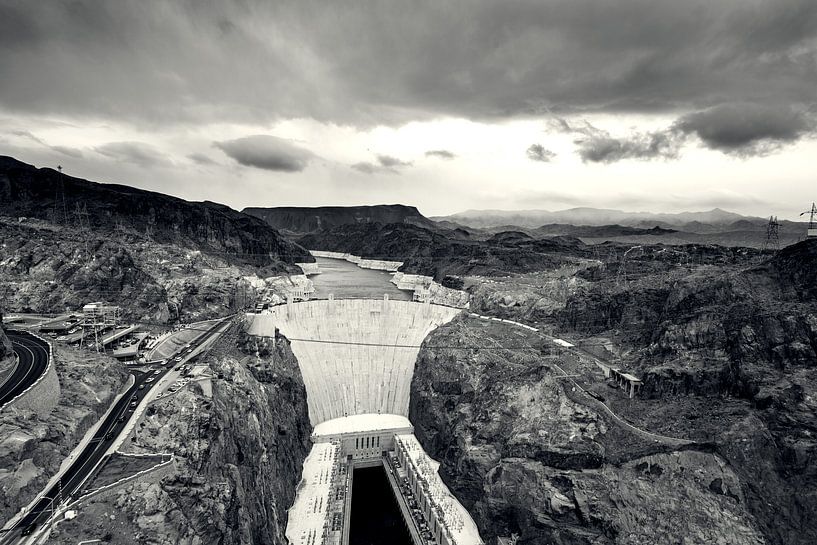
left=410, top=316, right=766, bottom=545
left=0, top=345, right=130, bottom=524
left=49, top=325, right=312, bottom=545
left=0, top=326, right=14, bottom=384
left=540, top=240, right=817, bottom=543
left=243, top=204, right=437, bottom=234
left=0, top=218, right=308, bottom=322
left=0, top=156, right=311, bottom=267
left=299, top=222, right=590, bottom=279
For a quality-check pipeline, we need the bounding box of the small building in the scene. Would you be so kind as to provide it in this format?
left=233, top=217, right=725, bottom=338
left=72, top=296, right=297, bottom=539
left=609, top=368, right=643, bottom=398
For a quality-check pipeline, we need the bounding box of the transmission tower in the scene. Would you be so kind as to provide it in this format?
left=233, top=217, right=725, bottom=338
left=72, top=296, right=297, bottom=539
left=801, top=202, right=817, bottom=239
left=762, top=216, right=780, bottom=252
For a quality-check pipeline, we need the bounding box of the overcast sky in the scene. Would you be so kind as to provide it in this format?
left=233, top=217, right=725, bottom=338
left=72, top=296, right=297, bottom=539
left=1, top=0, right=815, bottom=219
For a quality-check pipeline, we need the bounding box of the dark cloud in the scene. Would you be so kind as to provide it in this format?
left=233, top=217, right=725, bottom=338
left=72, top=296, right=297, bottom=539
left=10, top=130, right=45, bottom=145
left=94, top=141, right=172, bottom=167
left=376, top=155, right=412, bottom=168
left=576, top=130, right=682, bottom=163
left=214, top=135, right=313, bottom=172
left=7, top=129, right=84, bottom=158
left=51, top=145, right=83, bottom=158
left=526, top=144, right=556, bottom=162
left=425, top=149, right=456, bottom=160
left=673, top=103, right=815, bottom=155
left=188, top=152, right=217, bottom=166
left=553, top=102, right=815, bottom=162
left=551, top=119, right=681, bottom=163
left=352, top=154, right=412, bottom=175
left=0, top=1, right=815, bottom=126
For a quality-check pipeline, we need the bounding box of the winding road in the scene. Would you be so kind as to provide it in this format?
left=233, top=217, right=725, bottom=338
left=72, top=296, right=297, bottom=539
left=2, top=317, right=233, bottom=543
left=0, top=331, right=50, bottom=410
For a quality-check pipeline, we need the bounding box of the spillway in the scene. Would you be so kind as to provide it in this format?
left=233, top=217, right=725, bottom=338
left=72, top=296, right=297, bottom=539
left=247, top=298, right=482, bottom=545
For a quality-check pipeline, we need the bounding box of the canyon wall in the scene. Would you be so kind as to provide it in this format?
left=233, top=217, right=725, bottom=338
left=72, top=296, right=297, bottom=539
left=0, top=346, right=129, bottom=525
left=409, top=317, right=767, bottom=545
left=49, top=328, right=312, bottom=545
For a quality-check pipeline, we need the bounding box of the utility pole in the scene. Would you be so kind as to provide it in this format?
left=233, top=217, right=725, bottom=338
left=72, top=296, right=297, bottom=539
left=58, top=165, right=68, bottom=227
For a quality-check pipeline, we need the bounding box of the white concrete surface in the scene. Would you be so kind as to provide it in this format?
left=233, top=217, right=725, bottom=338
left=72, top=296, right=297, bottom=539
left=247, top=300, right=461, bottom=425
left=395, top=434, right=483, bottom=545
left=312, top=413, right=412, bottom=438
left=286, top=441, right=341, bottom=545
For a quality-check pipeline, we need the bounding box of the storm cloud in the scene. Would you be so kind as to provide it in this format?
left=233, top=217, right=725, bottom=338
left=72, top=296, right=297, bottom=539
left=94, top=141, right=172, bottom=167
left=552, top=102, right=816, bottom=162
left=214, top=135, right=314, bottom=172
left=1, top=1, right=815, bottom=126
left=674, top=103, right=815, bottom=155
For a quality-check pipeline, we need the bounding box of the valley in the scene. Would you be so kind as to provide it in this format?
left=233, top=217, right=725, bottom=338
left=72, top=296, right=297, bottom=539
left=0, top=163, right=814, bottom=545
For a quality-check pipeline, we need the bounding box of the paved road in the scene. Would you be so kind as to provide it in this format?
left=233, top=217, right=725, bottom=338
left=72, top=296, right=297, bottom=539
left=3, top=317, right=232, bottom=542
left=0, top=331, right=49, bottom=409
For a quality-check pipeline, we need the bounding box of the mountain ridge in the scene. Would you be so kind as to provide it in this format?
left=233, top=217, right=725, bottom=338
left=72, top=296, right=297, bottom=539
left=242, top=204, right=438, bottom=234
left=0, top=156, right=311, bottom=267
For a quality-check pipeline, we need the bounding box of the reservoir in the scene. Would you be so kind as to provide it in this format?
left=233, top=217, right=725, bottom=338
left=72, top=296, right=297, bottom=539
left=311, top=257, right=412, bottom=301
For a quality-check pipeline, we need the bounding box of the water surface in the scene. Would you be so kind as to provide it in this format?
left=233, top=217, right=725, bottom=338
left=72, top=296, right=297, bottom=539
left=311, top=257, right=412, bottom=300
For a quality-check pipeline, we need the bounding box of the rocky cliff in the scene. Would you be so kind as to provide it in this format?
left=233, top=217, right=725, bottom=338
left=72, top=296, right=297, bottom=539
left=0, top=345, right=130, bottom=524
left=0, top=326, right=13, bottom=384
left=410, top=316, right=767, bottom=545
left=0, top=156, right=311, bottom=267
left=243, top=204, right=436, bottom=234
left=300, top=222, right=589, bottom=279
left=0, top=219, right=307, bottom=322
left=544, top=240, right=817, bottom=543
left=49, top=325, right=312, bottom=545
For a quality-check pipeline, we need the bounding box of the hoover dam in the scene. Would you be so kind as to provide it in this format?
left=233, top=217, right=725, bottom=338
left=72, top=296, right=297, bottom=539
left=246, top=259, right=483, bottom=545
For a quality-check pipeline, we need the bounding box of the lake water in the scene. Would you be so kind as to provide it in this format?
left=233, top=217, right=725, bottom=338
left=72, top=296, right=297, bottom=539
left=310, top=257, right=412, bottom=300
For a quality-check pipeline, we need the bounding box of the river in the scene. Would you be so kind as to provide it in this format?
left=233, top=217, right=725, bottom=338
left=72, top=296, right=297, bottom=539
left=310, top=257, right=412, bottom=300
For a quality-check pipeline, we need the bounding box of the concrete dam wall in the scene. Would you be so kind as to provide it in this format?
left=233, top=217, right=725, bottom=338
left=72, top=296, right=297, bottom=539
left=246, top=300, right=461, bottom=425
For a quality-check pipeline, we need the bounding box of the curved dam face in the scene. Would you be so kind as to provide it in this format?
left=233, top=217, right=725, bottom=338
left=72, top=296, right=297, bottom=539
left=246, top=299, right=460, bottom=425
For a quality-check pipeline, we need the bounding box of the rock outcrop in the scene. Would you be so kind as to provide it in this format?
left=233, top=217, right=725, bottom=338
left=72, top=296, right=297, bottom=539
left=0, top=219, right=309, bottom=322
left=49, top=325, right=312, bottom=545
left=409, top=317, right=767, bottom=544
left=0, top=325, right=14, bottom=384
left=0, top=345, right=129, bottom=524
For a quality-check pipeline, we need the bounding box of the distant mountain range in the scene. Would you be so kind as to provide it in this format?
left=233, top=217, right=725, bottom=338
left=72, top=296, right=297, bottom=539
left=432, top=207, right=766, bottom=229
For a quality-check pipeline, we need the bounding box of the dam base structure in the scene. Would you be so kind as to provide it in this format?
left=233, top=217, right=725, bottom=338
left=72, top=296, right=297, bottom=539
left=246, top=298, right=483, bottom=545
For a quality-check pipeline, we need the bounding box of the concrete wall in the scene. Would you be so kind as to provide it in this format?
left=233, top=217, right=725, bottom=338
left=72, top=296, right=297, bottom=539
left=246, top=300, right=461, bottom=425
left=6, top=335, right=60, bottom=417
